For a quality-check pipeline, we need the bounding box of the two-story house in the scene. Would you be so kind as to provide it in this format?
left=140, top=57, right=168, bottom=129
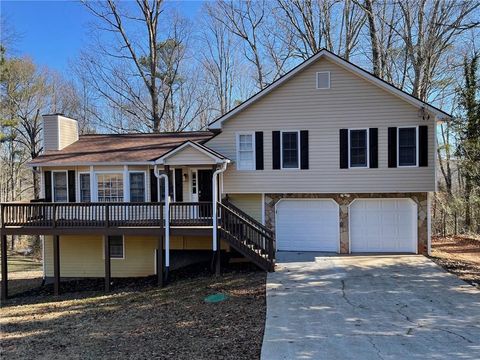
left=0, top=49, right=450, bottom=299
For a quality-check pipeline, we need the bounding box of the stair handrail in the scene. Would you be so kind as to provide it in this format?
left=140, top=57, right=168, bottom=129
left=221, top=199, right=274, bottom=238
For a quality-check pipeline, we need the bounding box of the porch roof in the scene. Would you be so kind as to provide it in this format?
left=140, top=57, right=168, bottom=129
left=154, top=140, right=230, bottom=165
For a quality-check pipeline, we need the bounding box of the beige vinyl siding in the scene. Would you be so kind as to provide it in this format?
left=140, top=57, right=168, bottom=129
left=58, top=118, right=79, bottom=150
left=43, top=118, right=59, bottom=151
left=44, top=234, right=224, bottom=278
left=228, top=194, right=263, bottom=223
left=164, top=146, right=216, bottom=165
left=206, top=57, right=435, bottom=193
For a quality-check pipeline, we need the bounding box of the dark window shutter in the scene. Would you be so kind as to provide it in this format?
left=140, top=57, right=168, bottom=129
left=150, top=169, right=158, bottom=202
left=419, top=125, right=428, bottom=167
left=272, top=131, right=280, bottom=170
left=388, top=127, right=397, bottom=168
left=68, top=170, right=76, bottom=202
left=369, top=128, right=378, bottom=168
left=168, top=170, right=174, bottom=199
left=255, top=131, right=264, bottom=170
left=339, top=129, right=348, bottom=169
left=44, top=171, right=52, bottom=202
left=300, top=130, right=309, bottom=169
left=174, top=168, right=183, bottom=202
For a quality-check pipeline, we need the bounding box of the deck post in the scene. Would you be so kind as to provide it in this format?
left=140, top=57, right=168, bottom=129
left=157, top=234, right=164, bottom=287
left=1, top=233, right=8, bottom=301
left=53, top=235, right=60, bottom=296
left=104, top=235, right=111, bottom=292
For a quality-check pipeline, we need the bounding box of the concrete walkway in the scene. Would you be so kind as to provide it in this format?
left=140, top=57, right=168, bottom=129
left=261, top=253, right=480, bottom=360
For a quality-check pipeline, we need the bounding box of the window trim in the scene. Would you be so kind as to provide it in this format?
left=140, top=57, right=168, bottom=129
left=316, top=71, right=331, bottom=89
left=348, top=128, right=369, bottom=169
left=78, top=172, right=91, bottom=203
left=129, top=171, right=147, bottom=202
left=280, top=130, right=301, bottom=170
left=397, top=126, right=419, bottom=168
left=236, top=131, right=256, bottom=171
left=95, top=171, right=125, bottom=202
left=102, top=235, right=125, bottom=260
left=51, top=170, right=69, bottom=203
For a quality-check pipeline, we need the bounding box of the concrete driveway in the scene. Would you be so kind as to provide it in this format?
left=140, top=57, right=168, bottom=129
left=261, top=253, right=480, bottom=360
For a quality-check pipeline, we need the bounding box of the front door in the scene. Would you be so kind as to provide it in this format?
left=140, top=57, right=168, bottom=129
left=198, top=170, right=213, bottom=202
left=198, top=169, right=213, bottom=217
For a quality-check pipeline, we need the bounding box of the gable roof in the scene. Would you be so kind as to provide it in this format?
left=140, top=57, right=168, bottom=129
left=154, top=140, right=230, bottom=164
left=29, top=131, right=214, bottom=167
left=208, top=49, right=451, bottom=130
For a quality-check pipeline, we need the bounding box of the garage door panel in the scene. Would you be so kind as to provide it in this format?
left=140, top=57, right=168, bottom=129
left=276, top=200, right=339, bottom=252
left=350, top=199, right=416, bottom=253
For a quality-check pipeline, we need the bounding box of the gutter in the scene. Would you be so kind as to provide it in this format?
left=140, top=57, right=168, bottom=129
left=154, top=165, right=170, bottom=280
left=212, top=161, right=229, bottom=252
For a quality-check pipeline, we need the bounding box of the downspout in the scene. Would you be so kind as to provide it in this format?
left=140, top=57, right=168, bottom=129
left=212, top=161, right=228, bottom=252
left=154, top=165, right=170, bottom=279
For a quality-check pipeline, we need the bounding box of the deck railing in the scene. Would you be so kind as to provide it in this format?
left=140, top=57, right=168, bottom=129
left=0, top=202, right=213, bottom=229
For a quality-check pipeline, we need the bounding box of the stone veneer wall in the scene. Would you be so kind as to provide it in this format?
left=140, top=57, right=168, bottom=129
left=264, top=193, right=428, bottom=255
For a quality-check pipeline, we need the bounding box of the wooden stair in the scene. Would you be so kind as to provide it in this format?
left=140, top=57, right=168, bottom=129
left=218, top=201, right=275, bottom=272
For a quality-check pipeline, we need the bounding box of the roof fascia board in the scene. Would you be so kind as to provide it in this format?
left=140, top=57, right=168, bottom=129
left=27, top=161, right=155, bottom=168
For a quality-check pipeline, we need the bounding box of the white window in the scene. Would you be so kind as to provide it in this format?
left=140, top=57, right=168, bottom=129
left=129, top=172, right=145, bottom=202
left=97, top=173, right=124, bottom=202
left=53, top=171, right=68, bottom=202
left=281, top=131, right=300, bottom=169
left=398, top=127, right=418, bottom=167
left=108, top=235, right=124, bottom=259
left=79, top=173, right=91, bottom=202
left=316, top=71, right=330, bottom=89
left=236, top=133, right=255, bottom=170
left=349, top=129, right=368, bottom=168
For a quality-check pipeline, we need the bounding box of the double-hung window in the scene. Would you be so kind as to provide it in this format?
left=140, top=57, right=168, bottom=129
left=108, top=235, right=124, bottom=259
left=349, top=129, right=368, bottom=168
left=237, top=133, right=255, bottom=170
left=53, top=172, right=68, bottom=202
left=79, top=173, right=91, bottom=202
left=398, top=127, right=417, bottom=166
left=129, top=172, right=145, bottom=202
left=97, top=173, right=124, bottom=202
left=281, top=131, right=299, bottom=169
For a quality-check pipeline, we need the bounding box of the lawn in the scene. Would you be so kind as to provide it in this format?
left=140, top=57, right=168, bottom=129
left=0, top=264, right=266, bottom=360
left=0, top=251, right=43, bottom=296
left=430, top=235, right=480, bottom=288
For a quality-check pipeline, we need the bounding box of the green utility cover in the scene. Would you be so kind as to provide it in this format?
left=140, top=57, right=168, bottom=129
left=204, top=293, right=228, bottom=303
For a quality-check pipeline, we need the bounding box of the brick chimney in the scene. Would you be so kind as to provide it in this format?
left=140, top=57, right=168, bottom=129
left=42, top=114, right=79, bottom=151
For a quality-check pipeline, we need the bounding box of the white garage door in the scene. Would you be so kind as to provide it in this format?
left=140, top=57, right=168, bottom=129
left=350, top=199, right=417, bottom=253
left=276, top=200, right=339, bottom=252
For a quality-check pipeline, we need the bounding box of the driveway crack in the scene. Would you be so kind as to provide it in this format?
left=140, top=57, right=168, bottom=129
left=341, top=279, right=358, bottom=308
left=366, top=335, right=386, bottom=360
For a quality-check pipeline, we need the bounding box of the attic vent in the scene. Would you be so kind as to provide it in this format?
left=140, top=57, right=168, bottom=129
left=316, top=71, right=330, bottom=89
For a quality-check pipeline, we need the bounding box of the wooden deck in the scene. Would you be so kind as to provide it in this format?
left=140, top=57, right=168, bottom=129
left=0, top=201, right=213, bottom=236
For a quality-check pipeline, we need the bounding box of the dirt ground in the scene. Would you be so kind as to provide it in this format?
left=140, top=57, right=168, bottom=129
left=0, top=263, right=266, bottom=360
left=430, top=235, right=480, bottom=288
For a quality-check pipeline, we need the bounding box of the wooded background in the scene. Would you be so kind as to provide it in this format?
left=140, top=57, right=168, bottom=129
left=1, top=0, right=479, bottom=243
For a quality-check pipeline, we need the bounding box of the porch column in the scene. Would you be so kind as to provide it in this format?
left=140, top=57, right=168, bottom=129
left=53, top=235, right=60, bottom=296
left=156, top=234, right=164, bottom=287
left=1, top=233, right=7, bottom=301
left=164, top=165, right=170, bottom=282
left=104, top=235, right=111, bottom=292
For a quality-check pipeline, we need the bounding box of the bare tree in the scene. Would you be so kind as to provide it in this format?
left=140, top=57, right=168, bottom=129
left=82, top=0, right=165, bottom=132
left=395, top=0, right=479, bottom=100
left=210, top=0, right=268, bottom=89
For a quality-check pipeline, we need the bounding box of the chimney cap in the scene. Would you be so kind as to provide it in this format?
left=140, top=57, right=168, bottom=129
left=42, top=113, right=66, bottom=116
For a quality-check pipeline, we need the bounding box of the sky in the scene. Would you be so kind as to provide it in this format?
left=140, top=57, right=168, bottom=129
left=1, top=0, right=204, bottom=73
